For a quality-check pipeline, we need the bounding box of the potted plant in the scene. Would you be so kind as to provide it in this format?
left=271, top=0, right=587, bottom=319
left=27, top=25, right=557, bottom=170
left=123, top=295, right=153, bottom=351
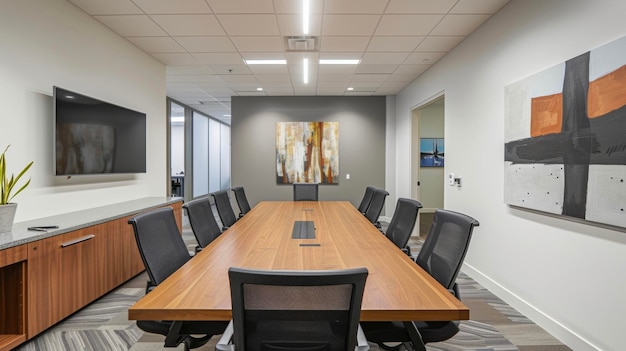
left=0, top=145, right=33, bottom=233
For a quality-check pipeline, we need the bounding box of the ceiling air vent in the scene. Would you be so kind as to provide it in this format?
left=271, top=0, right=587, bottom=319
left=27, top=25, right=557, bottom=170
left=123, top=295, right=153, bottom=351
left=286, top=36, right=317, bottom=51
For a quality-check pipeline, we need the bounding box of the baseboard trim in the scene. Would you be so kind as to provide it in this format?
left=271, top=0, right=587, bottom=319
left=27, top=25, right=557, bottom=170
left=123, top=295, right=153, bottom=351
left=462, top=263, right=600, bottom=351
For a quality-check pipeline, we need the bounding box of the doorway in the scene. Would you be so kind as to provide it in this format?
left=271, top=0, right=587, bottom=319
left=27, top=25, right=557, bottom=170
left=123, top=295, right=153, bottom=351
left=411, top=95, right=445, bottom=239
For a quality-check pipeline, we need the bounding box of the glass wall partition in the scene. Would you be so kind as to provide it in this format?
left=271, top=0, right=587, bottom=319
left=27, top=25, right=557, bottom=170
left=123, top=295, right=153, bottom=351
left=167, top=98, right=230, bottom=200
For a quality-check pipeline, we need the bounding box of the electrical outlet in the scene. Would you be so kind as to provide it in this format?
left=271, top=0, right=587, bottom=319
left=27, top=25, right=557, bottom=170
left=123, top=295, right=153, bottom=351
left=448, top=173, right=455, bottom=186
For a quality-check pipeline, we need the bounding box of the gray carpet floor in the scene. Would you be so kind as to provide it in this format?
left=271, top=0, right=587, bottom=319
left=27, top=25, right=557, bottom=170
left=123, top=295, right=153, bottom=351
left=15, top=214, right=572, bottom=351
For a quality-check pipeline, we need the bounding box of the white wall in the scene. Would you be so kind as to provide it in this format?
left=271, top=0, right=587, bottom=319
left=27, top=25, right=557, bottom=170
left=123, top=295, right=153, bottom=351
left=0, top=0, right=166, bottom=221
left=393, top=1, right=626, bottom=350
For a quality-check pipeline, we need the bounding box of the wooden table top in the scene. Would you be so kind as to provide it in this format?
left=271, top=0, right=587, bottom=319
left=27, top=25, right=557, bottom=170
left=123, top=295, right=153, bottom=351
left=128, top=201, right=469, bottom=322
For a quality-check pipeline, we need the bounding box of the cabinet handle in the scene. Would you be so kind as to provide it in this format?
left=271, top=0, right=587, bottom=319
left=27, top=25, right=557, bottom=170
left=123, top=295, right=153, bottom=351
left=61, top=234, right=95, bottom=248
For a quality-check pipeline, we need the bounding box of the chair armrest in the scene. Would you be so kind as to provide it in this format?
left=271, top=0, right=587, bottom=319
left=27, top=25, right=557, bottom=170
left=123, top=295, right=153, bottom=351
left=356, top=324, right=370, bottom=351
left=215, top=320, right=234, bottom=351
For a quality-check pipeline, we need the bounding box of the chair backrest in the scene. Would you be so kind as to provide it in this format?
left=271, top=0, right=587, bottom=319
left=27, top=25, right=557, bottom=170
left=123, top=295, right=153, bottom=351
left=212, top=190, right=237, bottom=229
left=228, top=267, right=368, bottom=351
left=183, top=197, right=222, bottom=249
left=231, top=187, right=251, bottom=217
left=293, top=183, right=319, bottom=201
left=357, top=186, right=376, bottom=214
left=415, top=209, right=479, bottom=290
left=128, top=207, right=191, bottom=286
left=385, top=198, right=422, bottom=250
left=364, top=189, right=389, bottom=225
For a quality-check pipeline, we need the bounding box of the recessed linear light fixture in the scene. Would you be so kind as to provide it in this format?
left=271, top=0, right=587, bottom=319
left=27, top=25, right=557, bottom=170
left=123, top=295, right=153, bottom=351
left=347, top=87, right=354, bottom=91
left=223, top=114, right=231, bottom=117
left=302, top=0, right=309, bottom=34
left=256, top=87, right=263, bottom=91
left=319, top=59, right=361, bottom=65
left=244, top=59, right=287, bottom=65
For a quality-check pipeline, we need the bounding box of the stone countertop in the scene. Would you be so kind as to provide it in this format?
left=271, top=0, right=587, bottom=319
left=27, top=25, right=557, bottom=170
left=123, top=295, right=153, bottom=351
left=0, top=197, right=183, bottom=250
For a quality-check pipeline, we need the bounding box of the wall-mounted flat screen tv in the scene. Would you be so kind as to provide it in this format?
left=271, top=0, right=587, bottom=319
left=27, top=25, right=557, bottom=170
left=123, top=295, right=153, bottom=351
left=53, top=86, right=147, bottom=175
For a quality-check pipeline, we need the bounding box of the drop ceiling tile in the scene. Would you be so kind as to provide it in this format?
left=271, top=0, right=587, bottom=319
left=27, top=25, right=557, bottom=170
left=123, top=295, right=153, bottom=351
left=231, top=36, right=285, bottom=52
left=416, top=36, right=465, bottom=51
left=218, top=74, right=257, bottom=83
left=317, top=74, right=353, bottom=83
left=256, top=74, right=293, bottom=82
left=317, top=87, right=347, bottom=95
left=318, top=52, right=363, bottom=60
left=150, top=14, right=226, bottom=36
left=393, top=64, right=431, bottom=75
left=132, top=0, right=212, bottom=14
left=94, top=15, right=167, bottom=36
left=351, top=74, right=390, bottom=82
left=430, top=14, right=491, bottom=35
left=324, top=0, right=388, bottom=14
left=174, top=36, right=236, bottom=52
left=374, top=14, right=443, bottom=36
left=451, top=0, right=510, bottom=14
left=317, top=81, right=350, bottom=88
left=152, top=53, right=200, bottom=65
left=322, top=15, right=380, bottom=36
left=179, top=74, right=222, bottom=83
left=126, top=37, right=186, bottom=53
left=205, top=0, right=275, bottom=13
left=361, top=52, right=409, bottom=64
left=236, top=91, right=267, bottom=96
left=355, top=64, right=399, bottom=74
left=217, top=15, right=280, bottom=36
left=320, top=37, right=370, bottom=52
left=317, top=65, right=358, bottom=75
left=345, top=91, right=375, bottom=96
left=192, top=52, right=245, bottom=65
left=404, top=52, right=445, bottom=64
left=385, top=0, right=457, bottom=14
left=277, top=14, right=322, bottom=37
left=387, top=71, right=421, bottom=82
left=206, top=65, right=252, bottom=74
left=366, top=36, right=424, bottom=52
left=69, top=0, right=142, bottom=15
left=246, top=64, right=290, bottom=75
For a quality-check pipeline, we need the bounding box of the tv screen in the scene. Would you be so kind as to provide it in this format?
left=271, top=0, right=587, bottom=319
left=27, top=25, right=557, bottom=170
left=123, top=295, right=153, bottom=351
left=53, top=86, right=147, bottom=175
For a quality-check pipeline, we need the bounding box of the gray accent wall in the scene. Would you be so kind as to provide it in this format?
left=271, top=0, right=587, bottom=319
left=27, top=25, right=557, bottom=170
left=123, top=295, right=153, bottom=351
left=231, top=96, right=386, bottom=209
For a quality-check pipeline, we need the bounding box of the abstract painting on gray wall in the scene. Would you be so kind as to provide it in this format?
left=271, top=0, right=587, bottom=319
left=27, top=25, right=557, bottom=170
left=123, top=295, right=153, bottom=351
left=276, top=121, right=339, bottom=184
left=504, top=35, right=626, bottom=228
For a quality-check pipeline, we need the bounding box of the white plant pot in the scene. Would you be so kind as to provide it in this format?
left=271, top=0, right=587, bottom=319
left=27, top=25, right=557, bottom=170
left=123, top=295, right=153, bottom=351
left=0, top=203, right=18, bottom=233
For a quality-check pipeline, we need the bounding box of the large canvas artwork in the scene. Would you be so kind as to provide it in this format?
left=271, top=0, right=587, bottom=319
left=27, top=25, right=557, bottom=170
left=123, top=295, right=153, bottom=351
left=504, top=36, right=626, bottom=228
left=276, top=121, right=339, bottom=184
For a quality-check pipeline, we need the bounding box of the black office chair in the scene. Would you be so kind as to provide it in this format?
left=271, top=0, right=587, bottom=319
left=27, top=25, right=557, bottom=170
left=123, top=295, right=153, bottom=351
left=357, top=186, right=376, bottom=214
left=128, top=207, right=228, bottom=351
left=384, top=198, right=422, bottom=257
left=182, top=197, right=222, bottom=253
left=361, top=209, right=480, bottom=351
left=364, top=189, right=389, bottom=228
left=231, top=186, right=252, bottom=218
left=216, top=267, right=370, bottom=351
left=212, top=189, right=237, bottom=230
left=293, top=183, right=319, bottom=201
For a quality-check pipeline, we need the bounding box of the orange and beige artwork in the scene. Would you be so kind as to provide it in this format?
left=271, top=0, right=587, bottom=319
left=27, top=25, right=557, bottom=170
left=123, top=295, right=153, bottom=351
left=276, top=121, right=339, bottom=184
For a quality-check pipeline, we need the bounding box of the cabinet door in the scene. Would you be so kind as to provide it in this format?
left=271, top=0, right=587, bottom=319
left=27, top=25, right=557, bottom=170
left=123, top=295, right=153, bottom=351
left=27, top=227, right=100, bottom=337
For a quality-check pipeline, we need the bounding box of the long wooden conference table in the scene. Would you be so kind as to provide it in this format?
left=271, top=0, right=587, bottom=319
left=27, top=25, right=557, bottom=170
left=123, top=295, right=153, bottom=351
left=128, top=201, right=469, bottom=346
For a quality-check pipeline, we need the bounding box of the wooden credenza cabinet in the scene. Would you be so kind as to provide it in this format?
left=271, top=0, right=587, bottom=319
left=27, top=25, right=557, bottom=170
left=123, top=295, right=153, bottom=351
left=0, top=198, right=182, bottom=350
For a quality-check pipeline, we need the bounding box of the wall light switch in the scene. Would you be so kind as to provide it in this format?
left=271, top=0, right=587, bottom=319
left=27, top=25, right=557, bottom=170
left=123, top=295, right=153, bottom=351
left=346, top=174, right=350, bottom=180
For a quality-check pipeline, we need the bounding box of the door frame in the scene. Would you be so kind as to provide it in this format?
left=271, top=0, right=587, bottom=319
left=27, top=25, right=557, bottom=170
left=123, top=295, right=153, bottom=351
left=410, top=92, right=445, bottom=238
